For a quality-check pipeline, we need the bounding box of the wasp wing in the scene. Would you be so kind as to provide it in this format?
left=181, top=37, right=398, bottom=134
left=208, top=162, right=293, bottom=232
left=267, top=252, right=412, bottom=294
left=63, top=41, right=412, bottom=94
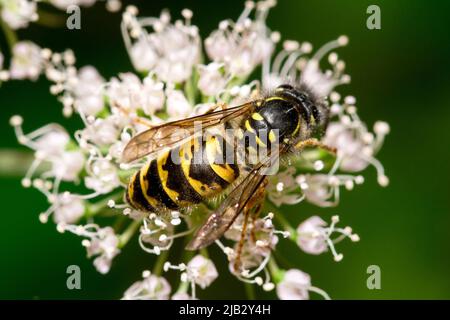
left=186, top=147, right=285, bottom=251
left=121, top=102, right=255, bottom=163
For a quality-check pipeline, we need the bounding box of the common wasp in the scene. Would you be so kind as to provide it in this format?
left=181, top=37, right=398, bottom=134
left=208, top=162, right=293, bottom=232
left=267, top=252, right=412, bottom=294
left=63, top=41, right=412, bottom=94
left=122, top=84, right=335, bottom=270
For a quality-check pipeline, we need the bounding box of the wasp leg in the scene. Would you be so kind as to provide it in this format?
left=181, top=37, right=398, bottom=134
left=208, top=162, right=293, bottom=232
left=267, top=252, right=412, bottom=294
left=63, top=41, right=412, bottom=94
left=233, top=206, right=251, bottom=273
left=234, top=178, right=268, bottom=272
left=249, top=202, right=263, bottom=244
left=294, top=138, right=337, bottom=155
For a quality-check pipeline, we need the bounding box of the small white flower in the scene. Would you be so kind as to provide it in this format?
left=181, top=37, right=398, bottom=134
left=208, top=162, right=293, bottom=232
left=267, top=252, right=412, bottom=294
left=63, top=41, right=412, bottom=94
left=141, top=76, right=165, bottom=115
left=72, top=66, right=105, bottom=116
left=122, top=9, right=200, bottom=83
left=186, top=255, right=218, bottom=289
left=9, top=41, right=43, bottom=80
left=300, top=36, right=350, bottom=97
left=85, top=158, right=120, bottom=194
left=53, top=194, right=85, bottom=224
left=107, top=73, right=165, bottom=116
left=33, top=128, right=70, bottom=157
left=86, top=226, right=120, bottom=274
left=267, top=167, right=304, bottom=207
left=129, top=37, right=158, bottom=72
left=296, top=216, right=328, bottom=255
left=87, top=227, right=119, bottom=258
left=166, top=88, right=191, bottom=120
left=81, top=116, right=120, bottom=146
left=50, top=150, right=85, bottom=182
left=123, top=274, right=171, bottom=300
left=139, top=216, right=174, bottom=249
left=205, top=0, right=275, bottom=77
left=323, top=109, right=389, bottom=186
left=296, top=215, right=359, bottom=261
left=262, top=36, right=349, bottom=97
left=296, top=174, right=334, bottom=207
left=324, top=122, right=369, bottom=171
left=11, top=119, right=81, bottom=191
left=296, top=173, right=368, bottom=207
left=0, top=0, right=37, bottom=29
left=59, top=224, right=120, bottom=274
left=277, top=269, right=311, bottom=300
left=108, top=130, right=131, bottom=160
left=197, top=63, right=227, bottom=97
left=106, top=72, right=144, bottom=111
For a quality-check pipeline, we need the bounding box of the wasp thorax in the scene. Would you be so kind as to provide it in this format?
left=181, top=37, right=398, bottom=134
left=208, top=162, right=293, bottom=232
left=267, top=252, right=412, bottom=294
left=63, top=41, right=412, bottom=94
left=257, top=98, right=300, bottom=139
left=274, top=84, right=329, bottom=137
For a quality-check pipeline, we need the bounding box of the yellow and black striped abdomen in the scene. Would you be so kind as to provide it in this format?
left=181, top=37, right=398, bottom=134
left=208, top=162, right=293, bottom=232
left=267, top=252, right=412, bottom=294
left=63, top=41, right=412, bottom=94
left=126, top=135, right=239, bottom=212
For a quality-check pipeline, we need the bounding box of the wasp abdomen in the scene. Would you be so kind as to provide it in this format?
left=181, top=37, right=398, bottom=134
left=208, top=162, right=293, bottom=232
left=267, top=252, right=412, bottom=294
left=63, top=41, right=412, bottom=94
left=127, top=135, right=239, bottom=212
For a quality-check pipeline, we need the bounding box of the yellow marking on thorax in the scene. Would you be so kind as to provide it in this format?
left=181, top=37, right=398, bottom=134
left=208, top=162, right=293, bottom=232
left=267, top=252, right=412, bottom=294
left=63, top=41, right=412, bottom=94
left=156, top=151, right=180, bottom=204
left=265, top=96, right=286, bottom=103
left=138, top=162, right=159, bottom=208
left=251, top=112, right=264, bottom=121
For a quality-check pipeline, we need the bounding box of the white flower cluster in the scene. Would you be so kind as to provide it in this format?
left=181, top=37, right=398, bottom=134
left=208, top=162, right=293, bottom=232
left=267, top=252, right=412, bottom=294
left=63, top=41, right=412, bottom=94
left=9, top=1, right=389, bottom=300
left=0, top=0, right=121, bottom=30
left=0, top=41, right=44, bottom=83
left=58, top=223, right=120, bottom=274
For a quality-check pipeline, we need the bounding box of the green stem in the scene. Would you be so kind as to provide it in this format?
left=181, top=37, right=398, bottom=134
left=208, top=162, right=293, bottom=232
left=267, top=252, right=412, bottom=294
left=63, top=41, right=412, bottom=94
left=118, top=219, right=141, bottom=248
left=0, top=150, right=42, bottom=177
left=184, top=71, right=198, bottom=106
left=85, top=191, right=124, bottom=217
left=0, top=18, right=18, bottom=52
left=244, top=283, right=256, bottom=300
left=152, top=248, right=170, bottom=276
left=174, top=249, right=196, bottom=294
left=113, top=214, right=127, bottom=231
left=175, top=281, right=189, bottom=295
left=200, top=248, right=209, bottom=258
left=35, top=8, right=66, bottom=28
left=268, top=257, right=284, bottom=284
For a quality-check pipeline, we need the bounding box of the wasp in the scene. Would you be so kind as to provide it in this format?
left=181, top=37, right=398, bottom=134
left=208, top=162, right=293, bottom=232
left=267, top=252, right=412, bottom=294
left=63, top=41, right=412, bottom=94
left=122, top=84, right=335, bottom=269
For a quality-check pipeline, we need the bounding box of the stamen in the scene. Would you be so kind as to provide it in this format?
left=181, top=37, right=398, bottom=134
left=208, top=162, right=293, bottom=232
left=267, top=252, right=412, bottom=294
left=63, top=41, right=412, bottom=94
left=312, top=36, right=348, bottom=62
left=308, top=286, right=331, bottom=300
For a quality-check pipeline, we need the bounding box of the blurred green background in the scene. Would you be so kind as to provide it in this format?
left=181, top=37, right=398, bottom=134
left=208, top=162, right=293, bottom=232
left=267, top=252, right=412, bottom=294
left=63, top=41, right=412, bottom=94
left=0, top=0, right=449, bottom=299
